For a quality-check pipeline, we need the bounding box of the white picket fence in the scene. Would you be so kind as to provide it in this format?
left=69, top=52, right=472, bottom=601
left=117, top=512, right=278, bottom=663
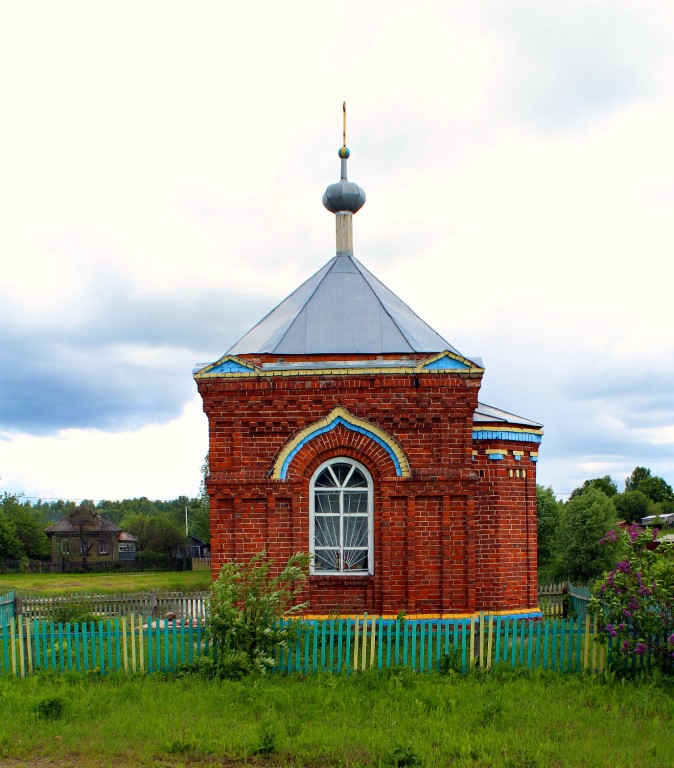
left=16, top=590, right=209, bottom=620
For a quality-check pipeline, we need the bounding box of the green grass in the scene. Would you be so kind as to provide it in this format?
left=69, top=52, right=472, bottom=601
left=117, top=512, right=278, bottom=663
left=0, top=669, right=672, bottom=767
left=0, top=569, right=212, bottom=596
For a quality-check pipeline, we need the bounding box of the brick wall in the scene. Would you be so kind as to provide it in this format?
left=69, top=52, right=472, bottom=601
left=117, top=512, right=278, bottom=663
left=198, top=354, right=538, bottom=615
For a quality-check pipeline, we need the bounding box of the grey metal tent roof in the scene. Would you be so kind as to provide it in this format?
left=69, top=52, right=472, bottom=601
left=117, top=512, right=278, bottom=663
left=473, top=403, right=543, bottom=429
left=228, top=253, right=473, bottom=357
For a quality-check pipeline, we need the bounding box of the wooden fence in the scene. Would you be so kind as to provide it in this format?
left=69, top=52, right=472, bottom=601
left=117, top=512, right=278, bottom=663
left=538, top=582, right=592, bottom=619
left=15, top=591, right=209, bottom=621
left=0, top=591, right=14, bottom=629
left=0, top=613, right=610, bottom=678
left=0, top=615, right=209, bottom=677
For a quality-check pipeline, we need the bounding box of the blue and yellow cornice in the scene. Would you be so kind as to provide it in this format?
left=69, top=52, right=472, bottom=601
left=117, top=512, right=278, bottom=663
left=272, top=406, right=411, bottom=480
left=473, top=427, right=543, bottom=444
left=194, top=350, right=483, bottom=380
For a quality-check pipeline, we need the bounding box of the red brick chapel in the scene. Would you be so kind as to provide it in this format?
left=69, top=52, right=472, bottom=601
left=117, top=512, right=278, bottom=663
left=194, top=130, right=543, bottom=619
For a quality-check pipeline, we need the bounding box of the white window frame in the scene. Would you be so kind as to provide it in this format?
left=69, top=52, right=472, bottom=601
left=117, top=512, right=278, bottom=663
left=309, top=457, right=374, bottom=576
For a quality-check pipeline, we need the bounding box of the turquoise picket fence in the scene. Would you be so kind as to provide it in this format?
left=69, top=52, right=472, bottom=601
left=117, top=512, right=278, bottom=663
left=0, top=615, right=209, bottom=676
left=0, top=612, right=609, bottom=678
left=538, top=582, right=592, bottom=619
left=568, top=583, right=592, bottom=621
left=0, top=591, right=14, bottom=629
left=279, top=614, right=606, bottom=675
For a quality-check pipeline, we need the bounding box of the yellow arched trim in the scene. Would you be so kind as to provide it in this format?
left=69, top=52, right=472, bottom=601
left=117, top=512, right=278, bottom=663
left=272, top=406, right=411, bottom=480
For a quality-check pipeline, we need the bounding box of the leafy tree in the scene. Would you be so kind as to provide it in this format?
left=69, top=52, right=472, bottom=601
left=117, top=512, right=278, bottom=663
left=1, top=494, right=50, bottom=558
left=569, top=476, right=618, bottom=500
left=67, top=504, right=103, bottom=570
left=592, top=526, right=674, bottom=674
left=612, top=490, right=653, bottom=525
left=0, top=514, right=23, bottom=559
left=624, top=467, right=673, bottom=504
left=176, top=452, right=211, bottom=546
left=536, top=485, right=559, bottom=565
left=556, top=488, right=618, bottom=582
left=121, top=511, right=187, bottom=557
left=187, top=501, right=210, bottom=546
left=625, top=466, right=652, bottom=493
left=206, top=551, right=310, bottom=678
left=636, top=476, right=674, bottom=504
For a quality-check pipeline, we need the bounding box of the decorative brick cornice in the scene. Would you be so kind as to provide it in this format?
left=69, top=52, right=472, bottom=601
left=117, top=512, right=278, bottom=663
left=473, top=427, right=543, bottom=444
left=194, top=350, right=484, bottom=380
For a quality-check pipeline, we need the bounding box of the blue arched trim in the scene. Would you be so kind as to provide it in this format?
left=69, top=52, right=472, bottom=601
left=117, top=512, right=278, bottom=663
left=279, top=416, right=403, bottom=480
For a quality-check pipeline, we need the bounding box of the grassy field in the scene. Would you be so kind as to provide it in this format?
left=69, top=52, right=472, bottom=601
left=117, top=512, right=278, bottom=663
left=0, top=669, right=672, bottom=767
left=0, top=569, right=212, bottom=596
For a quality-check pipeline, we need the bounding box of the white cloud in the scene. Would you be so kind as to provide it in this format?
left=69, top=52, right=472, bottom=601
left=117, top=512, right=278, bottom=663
left=0, top=398, right=207, bottom=501
left=1, top=1, right=674, bottom=499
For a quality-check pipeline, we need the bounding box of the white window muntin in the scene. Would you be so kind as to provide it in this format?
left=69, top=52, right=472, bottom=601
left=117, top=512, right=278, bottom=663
left=309, top=458, right=374, bottom=575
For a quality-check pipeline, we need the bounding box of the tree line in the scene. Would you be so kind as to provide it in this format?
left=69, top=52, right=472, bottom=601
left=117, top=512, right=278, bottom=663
left=0, top=492, right=210, bottom=562
left=537, top=466, right=674, bottom=583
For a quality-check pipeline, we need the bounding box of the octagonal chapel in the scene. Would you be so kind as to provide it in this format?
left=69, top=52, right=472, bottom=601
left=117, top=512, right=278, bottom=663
left=194, top=129, right=542, bottom=618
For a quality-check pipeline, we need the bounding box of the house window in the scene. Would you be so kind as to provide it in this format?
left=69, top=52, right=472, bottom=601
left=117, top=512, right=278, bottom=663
left=99, top=540, right=109, bottom=555
left=119, top=542, right=135, bottom=552
left=310, top=458, right=373, bottom=575
left=61, top=539, right=70, bottom=555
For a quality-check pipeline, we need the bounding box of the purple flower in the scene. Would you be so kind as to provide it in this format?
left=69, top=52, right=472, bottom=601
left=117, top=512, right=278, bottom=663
left=668, top=634, right=674, bottom=645
left=629, top=524, right=642, bottom=543
left=634, top=642, right=647, bottom=655
left=601, top=529, right=619, bottom=544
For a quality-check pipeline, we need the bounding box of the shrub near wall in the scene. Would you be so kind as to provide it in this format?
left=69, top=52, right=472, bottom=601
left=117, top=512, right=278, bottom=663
left=593, top=525, right=674, bottom=674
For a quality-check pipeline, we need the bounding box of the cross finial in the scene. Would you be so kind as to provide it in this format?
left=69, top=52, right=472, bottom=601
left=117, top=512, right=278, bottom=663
left=342, top=101, right=347, bottom=150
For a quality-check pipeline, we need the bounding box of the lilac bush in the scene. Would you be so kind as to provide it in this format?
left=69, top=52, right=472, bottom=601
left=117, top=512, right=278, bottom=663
left=592, top=525, right=674, bottom=673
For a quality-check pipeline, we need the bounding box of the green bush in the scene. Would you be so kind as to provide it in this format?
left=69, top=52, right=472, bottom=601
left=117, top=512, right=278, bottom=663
left=206, top=551, right=310, bottom=678
left=251, top=722, right=279, bottom=756
left=33, top=696, right=66, bottom=721
left=592, top=525, right=674, bottom=674
left=384, top=742, right=422, bottom=767
left=46, top=599, right=96, bottom=625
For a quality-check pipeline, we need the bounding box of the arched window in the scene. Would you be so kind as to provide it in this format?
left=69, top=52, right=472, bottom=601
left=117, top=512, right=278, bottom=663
left=310, top=458, right=373, bottom=575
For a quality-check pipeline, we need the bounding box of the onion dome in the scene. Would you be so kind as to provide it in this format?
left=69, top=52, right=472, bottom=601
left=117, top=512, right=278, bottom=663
left=322, top=145, right=367, bottom=214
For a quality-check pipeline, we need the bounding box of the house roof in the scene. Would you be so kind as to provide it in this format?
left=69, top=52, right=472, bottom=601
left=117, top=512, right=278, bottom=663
left=227, top=252, right=476, bottom=358
left=45, top=510, right=122, bottom=536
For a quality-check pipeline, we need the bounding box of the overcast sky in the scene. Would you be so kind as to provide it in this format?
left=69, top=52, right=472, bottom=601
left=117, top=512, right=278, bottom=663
left=1, top=1, right=673, bottom=503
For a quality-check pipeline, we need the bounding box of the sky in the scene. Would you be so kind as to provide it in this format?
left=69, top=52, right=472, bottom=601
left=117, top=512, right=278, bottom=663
left=1, top=0, right=674, bottom=503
